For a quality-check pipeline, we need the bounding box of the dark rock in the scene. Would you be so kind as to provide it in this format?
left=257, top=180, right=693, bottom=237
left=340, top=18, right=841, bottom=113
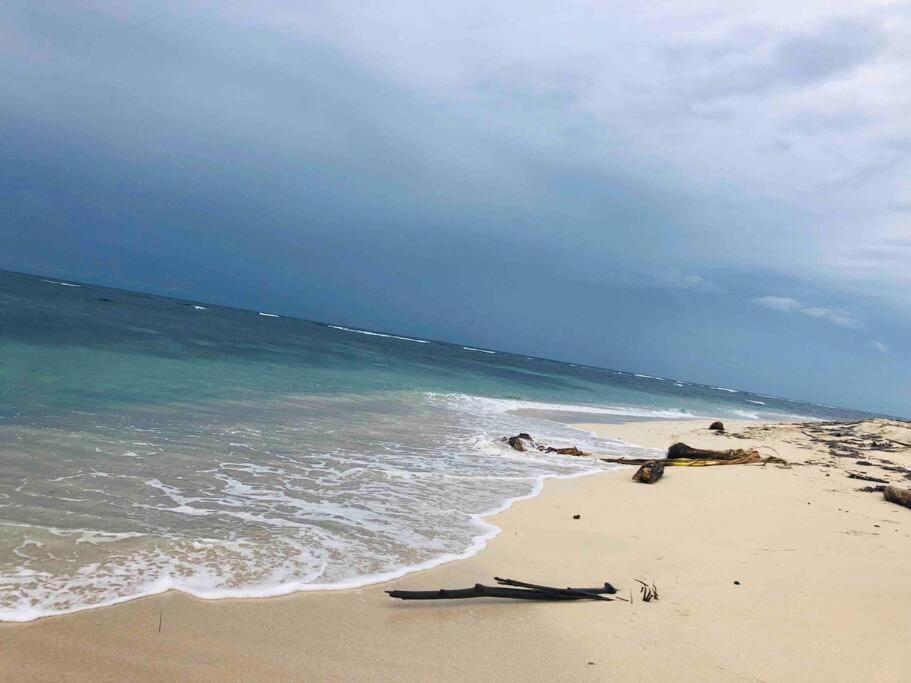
left=709, top=421, right=725, bottom=432
left=503, top=434, right=537, bottom=452
left=884, top=485, right=911, bottom=509
left=733, top=581, right=740, bottom=585
left=572, top=514, right=581, bottom=520
left=632, top=461, right=665, bottom=484
left=855, top=460, right=873, bottom=466
left=507, top=436, right=526, bottom=452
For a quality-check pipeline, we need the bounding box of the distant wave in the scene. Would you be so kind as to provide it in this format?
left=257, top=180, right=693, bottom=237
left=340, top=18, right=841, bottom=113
left=746, top=399, right=766, bottom=405
left=42, top=279, right=82, bottom=288
left=634, top=373, right=665, bottom=381
left=709, top=386, right=738, bottom=393
left=258, top=312, right=280, bottom=318
left=328, top=325, right=429, bottom=343
left=463, top=347, right=495, bottom=354
left=192, top=305, right=208, bottom=310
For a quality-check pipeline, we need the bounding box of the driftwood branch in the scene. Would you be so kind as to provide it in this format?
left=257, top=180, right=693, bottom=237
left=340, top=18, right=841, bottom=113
left=494, top=576, right=617, bottom=600
left=387, top=578, right=618, bottom=602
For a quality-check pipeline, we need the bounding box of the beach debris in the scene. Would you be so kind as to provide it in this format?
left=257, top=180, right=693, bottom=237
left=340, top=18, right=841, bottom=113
left=632, top=461, right=665, bottom=484
left=503, top=434, right=790, bottom=469
left=636, top=579, right=659, bottom=602
left=504, top=433, right=536, bottom=451
left=859, top=485, right=886, bottom=493
left=386, top=577, right=619, bottom=602
left=545, top=446, right=588, bottom=456
left=709, top=421, right=725, bottom=432
left=572, top=514, right=581, bottom=519
left=667, top=442, right=753, bottom=461
left=733, top=580, right=741, bottom=585
left=883, top=485, right=911, bottom=510
left=848, top=472, right=889, bottom=484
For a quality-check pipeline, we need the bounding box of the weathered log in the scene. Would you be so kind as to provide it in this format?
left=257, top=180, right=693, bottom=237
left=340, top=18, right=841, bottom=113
left=387, top=582, right=617, bottom=601
left=599, top=457, right=656, bottom=465
left=709, top=421, right=725, bottom=432
left=632, top=461, right=664, bottom=484
left=495, top=576, right=618, bottom=595
left=494, top=577, right=614, bottom=601
left=667, top=442, right=754, bottom=461
left=884, top=485, right=911, bottom=510
left=848, top=472, right=888, bottom=484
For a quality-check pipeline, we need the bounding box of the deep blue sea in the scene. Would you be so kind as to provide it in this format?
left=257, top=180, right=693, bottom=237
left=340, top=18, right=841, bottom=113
left=0, top=270, right=882, bottom=620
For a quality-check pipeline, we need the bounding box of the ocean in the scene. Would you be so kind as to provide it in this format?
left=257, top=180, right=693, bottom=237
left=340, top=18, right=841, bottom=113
left=0, top=270, right=881, bottom=621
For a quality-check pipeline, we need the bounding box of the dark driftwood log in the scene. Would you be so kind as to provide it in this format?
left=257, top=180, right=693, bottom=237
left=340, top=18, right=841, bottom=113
left=599, top=457, right=657, bottom=465
left=632, top=461, right=664, bottom=484
left=545, top=446, right=588, bottom=456
left=495, top=576, right=618, bottom=597
left=387, top=582, right=616, bottom=601
left=884, top=485, right=911, bottom=510
left=667, top=442, right=748, bottom=461
left=848, top=472, right=889, bottom=484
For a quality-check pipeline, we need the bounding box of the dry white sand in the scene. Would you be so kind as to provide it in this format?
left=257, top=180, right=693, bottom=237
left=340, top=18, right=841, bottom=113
left=1, top=418, right=909, bottom=681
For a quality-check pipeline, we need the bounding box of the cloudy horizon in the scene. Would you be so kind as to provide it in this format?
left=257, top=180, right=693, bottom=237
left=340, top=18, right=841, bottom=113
left=1, top=1, right=909, bottom=415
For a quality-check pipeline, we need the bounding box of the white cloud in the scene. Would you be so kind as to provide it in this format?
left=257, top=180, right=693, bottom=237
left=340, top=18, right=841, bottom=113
left=872, top=340, right=889, bottom=353
left=752, top=296, right=861, bottom=328
left=752, top=296, right=801, bottom=312
left=799, top=306, right=861, bottom=328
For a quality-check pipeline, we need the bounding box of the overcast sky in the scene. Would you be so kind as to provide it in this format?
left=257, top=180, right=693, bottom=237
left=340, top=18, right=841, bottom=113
left=1, top=1, right=909, bottom=416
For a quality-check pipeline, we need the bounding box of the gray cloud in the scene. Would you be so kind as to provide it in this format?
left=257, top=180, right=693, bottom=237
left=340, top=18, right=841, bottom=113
left=1, top=0, right=910, bottom=414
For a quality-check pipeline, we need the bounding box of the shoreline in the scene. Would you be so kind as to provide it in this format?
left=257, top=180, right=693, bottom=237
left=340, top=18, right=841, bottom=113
left=2, top=418, right=910, bottom=681
left=0, top=462, right=617, bottom=624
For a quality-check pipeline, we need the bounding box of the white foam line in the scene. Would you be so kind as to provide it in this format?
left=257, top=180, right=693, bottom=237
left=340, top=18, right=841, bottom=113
left=463, top=347, right=495, bottom=354
left=328, top=325, right=429, bottom=343
left=709, top=386, right=738, bottom=393
left=41, top=279, right=82, bottom=287
left=258, top=312, right=280, bottom=318
left=0, top=467, right=615, bottom=623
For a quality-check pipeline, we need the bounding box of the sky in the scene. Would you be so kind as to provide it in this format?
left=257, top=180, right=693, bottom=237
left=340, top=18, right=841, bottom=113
left=1, top=1, right=909, bottom=416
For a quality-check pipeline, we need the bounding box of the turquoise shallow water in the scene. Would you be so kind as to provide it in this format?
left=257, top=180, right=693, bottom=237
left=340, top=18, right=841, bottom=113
left=0, top=270, right=881, bottom=620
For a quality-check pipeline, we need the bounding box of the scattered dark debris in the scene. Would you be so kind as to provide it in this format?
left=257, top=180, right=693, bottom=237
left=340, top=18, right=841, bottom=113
left=733, top=580, right=740, bottom=585
left=572, top=514, right=581, bottom=520
left=859, top=485, right=887, bottom=493
left=636, top=579, right=659, bottom=602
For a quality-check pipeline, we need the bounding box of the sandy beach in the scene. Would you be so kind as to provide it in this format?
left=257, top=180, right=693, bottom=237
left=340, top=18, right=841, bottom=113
left=1, top=418, right=909, bottom=681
